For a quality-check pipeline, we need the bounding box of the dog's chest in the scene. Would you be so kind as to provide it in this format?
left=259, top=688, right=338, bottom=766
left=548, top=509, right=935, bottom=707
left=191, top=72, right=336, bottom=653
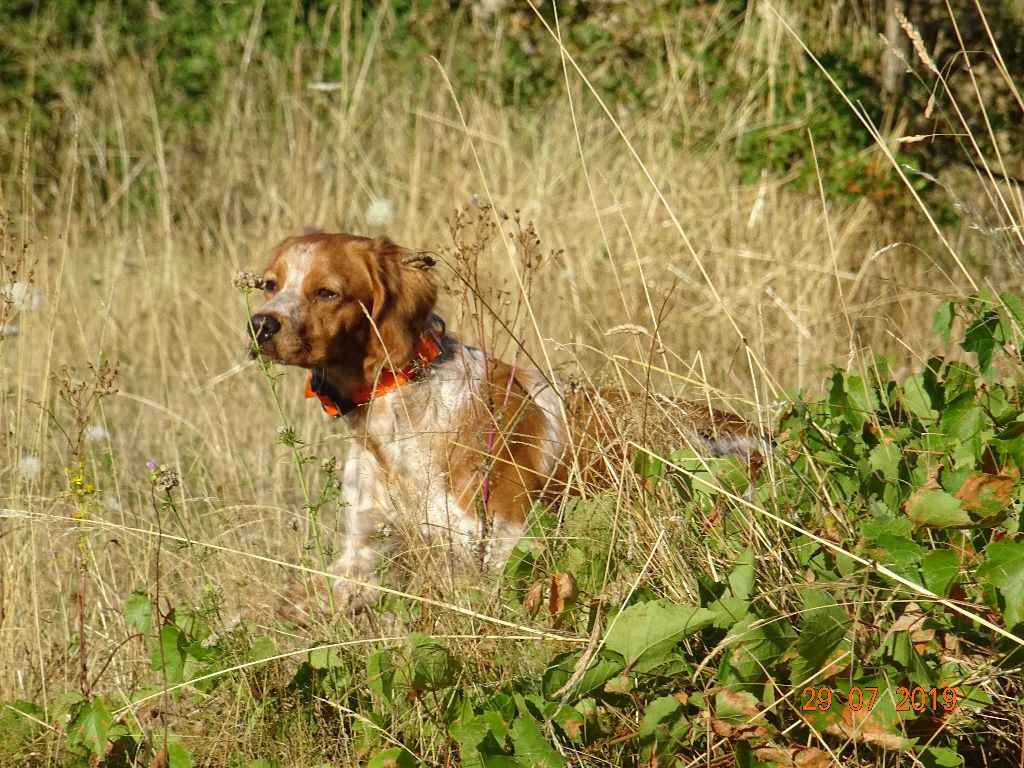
left=349, top=349, right=485, bottom=518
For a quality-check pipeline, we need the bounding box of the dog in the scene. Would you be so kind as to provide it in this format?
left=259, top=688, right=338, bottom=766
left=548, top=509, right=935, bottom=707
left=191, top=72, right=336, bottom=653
left=248, top=232, right=757, bottom=614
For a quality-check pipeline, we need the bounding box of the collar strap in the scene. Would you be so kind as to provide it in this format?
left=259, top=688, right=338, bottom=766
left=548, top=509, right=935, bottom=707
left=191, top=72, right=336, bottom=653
left=304, top=331, right=444, bottom=417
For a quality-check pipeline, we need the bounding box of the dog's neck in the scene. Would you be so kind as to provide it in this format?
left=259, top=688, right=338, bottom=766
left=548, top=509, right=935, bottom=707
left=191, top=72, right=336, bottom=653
left=307, top=317, right=448, bottom=417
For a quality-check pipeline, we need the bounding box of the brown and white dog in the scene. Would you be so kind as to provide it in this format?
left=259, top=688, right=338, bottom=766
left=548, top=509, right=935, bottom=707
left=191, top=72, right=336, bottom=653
left=249, top=232, right=756, bottom=612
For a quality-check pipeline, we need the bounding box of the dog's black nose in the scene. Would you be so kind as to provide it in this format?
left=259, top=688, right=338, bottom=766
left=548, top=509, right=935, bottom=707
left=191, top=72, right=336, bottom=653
left=249, top=313, right=281, bottom=345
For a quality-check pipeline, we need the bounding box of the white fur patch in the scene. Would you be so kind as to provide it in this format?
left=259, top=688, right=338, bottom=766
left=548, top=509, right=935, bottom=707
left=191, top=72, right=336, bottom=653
left=261, top=242, right=319, bottom=321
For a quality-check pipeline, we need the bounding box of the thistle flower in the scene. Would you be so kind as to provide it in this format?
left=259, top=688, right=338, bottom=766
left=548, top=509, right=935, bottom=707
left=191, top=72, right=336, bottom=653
left=147, top=460, right=180, bottom=494
left=83, top=425, right=110, bottom=442
left=232, top=271, right=263, bottom=294
left=2, top=281, right=46, bottom=311
left=365, top=198, right=395, bottom=228
left=19, top=456, right=43, bottom=481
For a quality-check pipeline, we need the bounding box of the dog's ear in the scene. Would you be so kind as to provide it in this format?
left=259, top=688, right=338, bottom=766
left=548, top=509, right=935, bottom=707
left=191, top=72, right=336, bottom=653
left=362, top=237, right=438, bottom=381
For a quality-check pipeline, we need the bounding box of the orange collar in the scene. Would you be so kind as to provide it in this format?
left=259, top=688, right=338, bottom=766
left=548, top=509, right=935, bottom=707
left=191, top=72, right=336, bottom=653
left=304, top=332, right=444, bottom=417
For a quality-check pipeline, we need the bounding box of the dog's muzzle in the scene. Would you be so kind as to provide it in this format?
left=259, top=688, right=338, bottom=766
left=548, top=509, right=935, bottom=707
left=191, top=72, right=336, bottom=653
left=248, top=313, right=281, bottom=347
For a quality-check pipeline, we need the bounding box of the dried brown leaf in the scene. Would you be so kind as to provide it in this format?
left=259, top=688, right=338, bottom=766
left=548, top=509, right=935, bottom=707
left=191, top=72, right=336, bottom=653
left=548, top=572, right=578, bottom=628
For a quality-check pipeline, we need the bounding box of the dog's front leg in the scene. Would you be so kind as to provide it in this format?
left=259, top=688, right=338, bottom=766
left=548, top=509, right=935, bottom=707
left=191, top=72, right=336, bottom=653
left=326, top=443, right=391, bottom=609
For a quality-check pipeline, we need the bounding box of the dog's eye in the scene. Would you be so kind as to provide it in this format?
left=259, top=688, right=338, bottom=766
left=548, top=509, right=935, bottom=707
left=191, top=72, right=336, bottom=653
left=315, top=288, right=338, bottom=301
left=263, top=279, right=278, bottom=293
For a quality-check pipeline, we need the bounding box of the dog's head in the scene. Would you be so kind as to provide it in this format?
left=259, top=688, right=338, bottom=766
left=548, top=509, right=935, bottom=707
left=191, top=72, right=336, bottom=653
left=248, top=233, right=437, bottom=388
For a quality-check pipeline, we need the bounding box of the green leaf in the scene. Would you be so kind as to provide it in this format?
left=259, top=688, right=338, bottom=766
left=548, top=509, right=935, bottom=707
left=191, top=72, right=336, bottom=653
left=123, top=590, right=153, bottom=636
left=152, top=624, right=186, bottom=685
left=604, top=600, right=715, bottom=670
left=905, top=489, right=971, bottom=529
left=308, top=644, right=346, bottom=670
left=0, top=700, right=46, bottom=758
left=719, top=617, right=796, bottom=688
left=976, top=539, right=1024, bottom=628
left=999, top=291, right=1024, bottom=333
left=920, top=549, right=960, bottom=598
left=794, top=590, right=850, bottom=668
left=406, top=633, right=460, bottom=692
left=638, top=695, right=688, bottom=742
left=868, top=442, right=901, bottom=481
left=727, top=548, right=756, bottom=601
left=861, top=515, right=913, bottom=542
left=167, top=743, right=194, bottom=768
left=918, top=745, right=963, bottom=768
left=939, top=391, right=986, bottom=444
left=933, top=301, right=954, bottom=343
left=367, top=648, right=395, bottom=709
left=542, top=652, right=623, bottom=700
left=847, top=374, right=878, bottom=424
left=67, top=697, right=113, bottom=758
left=872, top=534, right=924, bottom=572
left=450, top=714, right=512, bottom=767
left=508, top=715, right=566, bottom=768
left=962, top=310, right=1000, bottom=376
left=367, top=747, right=417, bottom=768
left=903, top=374, right=937, bottom=421
left=707, top=595, right=752, bottom=629
left=250, top=636, right=276, bottom=663
left=882, top=631, right=935, bottom=685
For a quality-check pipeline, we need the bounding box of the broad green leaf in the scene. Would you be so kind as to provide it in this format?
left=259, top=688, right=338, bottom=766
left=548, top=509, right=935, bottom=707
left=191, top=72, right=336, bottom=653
left=794, top=590, right=850, bottom=668
left=604, top=600, right=715, bottom=669
left=872, top=534, right=924, bottom=572
left=868, top=442, right=901, bottom=481
left=249, top=636, right=276, bottom=663
left=407, top=633, right=460, bottom=692
left=367, top=747, right=416, bottom=768
left=920, top=549, right=960, bottom=598
left=861, top=515, right=913, bottom=542
left=842, top=374, right=880, bottom=430
left=933, top=301, right=954, bottom=343
left=152, top=625, right=186, bottom=685
left=1000, top=291, right=1024, bottom=334
left=638, top=695, right=686, bottom=740
left=167, top=742, right=194, bottom=768
left=351, top=713, right=386, bottom=755
left=918, top=745, right=963, bottom=768
left=450, top=715, right=510, bottom=768
left=0, top=700, right=45, bottom=760
left=308, top=645, right=346, bottom=670
left=549, top=704, right=586, bottom=743
left=719, top=617, right=796, bottom=688
left=367, top=648, right=395, bottom=708
left=962, top=310, right=1000, bottom=376
left=707, top=595, right=751, bottom=629
left=67, top=697, right=113, bottom=758
left=882, top=631, right=935, bottom=686
left=905, top=489, right=971, bottom=529
left=976, top=539, right=1024, bottom=628
left=542, top=651, right=623, bottom=700
left=508, top=714, right=567, bottom=768
left=903, top=375, right=937, bottom=421
left=727, top=548, right=756, bottom=601
left=940, top=391, right=986, bottom=443
left=123, top=590, right=153, bottom=636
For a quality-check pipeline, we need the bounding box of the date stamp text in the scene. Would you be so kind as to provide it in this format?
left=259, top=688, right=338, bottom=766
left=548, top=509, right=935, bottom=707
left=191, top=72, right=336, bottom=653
left=801, top=686, right=958, bottom=713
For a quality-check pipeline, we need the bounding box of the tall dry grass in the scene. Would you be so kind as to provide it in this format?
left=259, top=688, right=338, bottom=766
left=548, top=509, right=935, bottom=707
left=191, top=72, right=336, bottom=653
left=0, top=0, right=1019, bottom=744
